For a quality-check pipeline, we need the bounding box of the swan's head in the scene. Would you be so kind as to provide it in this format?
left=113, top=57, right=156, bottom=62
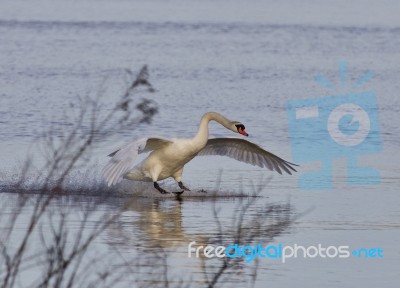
left=232, top=122, right=248, bottom=137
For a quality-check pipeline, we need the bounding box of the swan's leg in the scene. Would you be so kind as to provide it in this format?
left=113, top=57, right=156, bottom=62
left=154, top=182, right=169, bottom=194
left=172, top=168, right=190, bottom=191
left=151, top=166, right=169, bottom=194
left=178, top=182, right=191, bottom=191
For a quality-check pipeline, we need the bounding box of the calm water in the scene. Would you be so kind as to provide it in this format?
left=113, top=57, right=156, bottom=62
left=0, top=0, right=399, bottom=287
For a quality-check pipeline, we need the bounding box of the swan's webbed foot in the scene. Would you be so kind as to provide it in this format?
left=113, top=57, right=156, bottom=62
left=154, top=182, right=169, bottom=194
left=178, top=181, right=191, bottom=191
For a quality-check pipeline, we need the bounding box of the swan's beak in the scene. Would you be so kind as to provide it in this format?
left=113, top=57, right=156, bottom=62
left=238, top=128, right=249, bottom=137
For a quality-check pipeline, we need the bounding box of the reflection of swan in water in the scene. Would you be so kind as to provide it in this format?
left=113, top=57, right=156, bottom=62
left=106, top=198, right=222, bottom=285
left=105, top=197, right=293, bottom=285
left=109, top=198, right=209, bottom=250
left=102, top=112, right=297, bottom=194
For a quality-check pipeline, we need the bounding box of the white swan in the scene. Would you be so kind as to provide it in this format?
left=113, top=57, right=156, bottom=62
left=102, top=112, right=297, bottom=194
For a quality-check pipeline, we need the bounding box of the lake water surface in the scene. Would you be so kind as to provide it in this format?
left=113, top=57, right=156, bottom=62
left=0, top=0, right=399, bottom=287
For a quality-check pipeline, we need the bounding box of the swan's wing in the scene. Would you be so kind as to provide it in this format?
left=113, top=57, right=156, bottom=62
left=197, top=138, right=298, bottom=175
left=107, top=136, right=171, bottom=157
left=102, top=137, right=172, bottom=186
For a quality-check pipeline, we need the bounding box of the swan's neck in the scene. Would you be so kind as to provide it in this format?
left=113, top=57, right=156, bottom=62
left=193, top=112, right=232, bottom=148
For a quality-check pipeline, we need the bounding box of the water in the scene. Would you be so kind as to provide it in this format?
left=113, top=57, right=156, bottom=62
left=0, top=0, right=399, bottom=287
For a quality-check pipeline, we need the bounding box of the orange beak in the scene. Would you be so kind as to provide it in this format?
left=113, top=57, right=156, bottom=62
left=238, top=128, right=249, bottom=137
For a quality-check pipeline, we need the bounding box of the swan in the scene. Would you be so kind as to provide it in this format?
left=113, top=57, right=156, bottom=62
left=102, top=112, right=297, bottom=194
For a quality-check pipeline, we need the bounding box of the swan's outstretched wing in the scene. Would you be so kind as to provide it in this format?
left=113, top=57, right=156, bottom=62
left=197, top=138, right=298, bottom=175
left=102, top=137, right=172, bottom=186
